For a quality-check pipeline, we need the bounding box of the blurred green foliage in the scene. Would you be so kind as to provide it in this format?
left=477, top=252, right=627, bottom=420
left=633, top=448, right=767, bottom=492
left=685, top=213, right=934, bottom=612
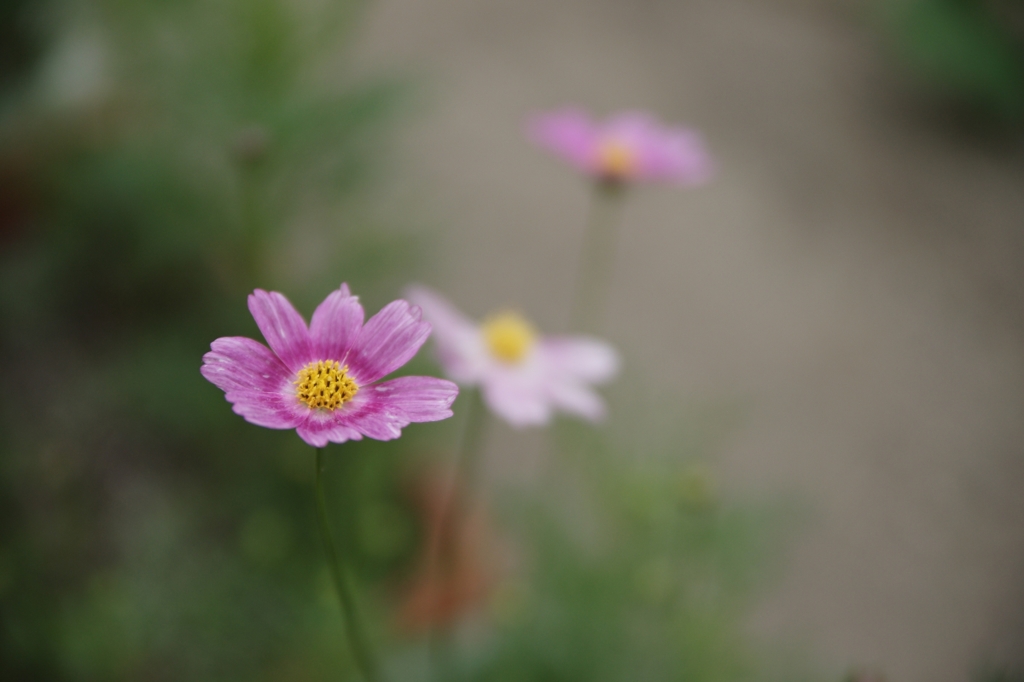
left=0, top=1, right=792, bottom=681
left=0, top=0, right=429, bottom=679
left=472, top=449, right=789, bottom=682
left=877, top=0, right=1024, bottom=123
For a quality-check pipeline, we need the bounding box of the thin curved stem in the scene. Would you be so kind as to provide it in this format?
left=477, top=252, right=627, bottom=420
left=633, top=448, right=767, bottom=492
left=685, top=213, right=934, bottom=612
left=314, top=447, right=381, bottom=682
left=428, top=389, right=489, bottom=680
left=568, top=182, right=627, bottom=334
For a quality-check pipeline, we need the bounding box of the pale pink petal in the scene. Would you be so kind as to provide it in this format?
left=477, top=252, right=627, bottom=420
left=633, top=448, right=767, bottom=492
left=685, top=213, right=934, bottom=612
left=405, top=285, right=487, bottom=384
left=541, top=337, right=619, bottom=384
left=248, top=289, right=313, bottom=372
left=645, top=129, right=712, bottom=184
left=404, top=285, right=476, bottom=341
left=603, top=112, right=661, bottom=145
left=528, top=108, right=599, bottom=173
left=310, top=283, right=364, bottom=362
left=603, top=113, right=671, bottom=178
left=546, top=381, right=607, bottom=423
left=347, top=300, right=431, bottom=384
left=481, top=368, right=552, bottom=428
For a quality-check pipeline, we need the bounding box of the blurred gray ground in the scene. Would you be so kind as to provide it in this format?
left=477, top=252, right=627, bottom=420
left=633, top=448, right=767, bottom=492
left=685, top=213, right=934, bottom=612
left=350, top=0, right=1024, bottom=680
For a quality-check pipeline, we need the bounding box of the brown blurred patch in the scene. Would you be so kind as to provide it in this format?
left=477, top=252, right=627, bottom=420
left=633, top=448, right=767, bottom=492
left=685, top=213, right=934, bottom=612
left=392, top=468, right=503, bottom=634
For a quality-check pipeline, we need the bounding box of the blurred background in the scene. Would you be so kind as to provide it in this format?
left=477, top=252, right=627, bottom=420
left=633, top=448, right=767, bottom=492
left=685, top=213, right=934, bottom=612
left=2, top=1, right=1024, bottom=681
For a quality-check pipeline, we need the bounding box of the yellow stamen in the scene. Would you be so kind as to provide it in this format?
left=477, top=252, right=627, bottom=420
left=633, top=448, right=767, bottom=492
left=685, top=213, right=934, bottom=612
left=482, top=311, right=537, bottom=363
left=596, top=138, right=636, bottom=179
left=295, top=360, right=358, bottom=410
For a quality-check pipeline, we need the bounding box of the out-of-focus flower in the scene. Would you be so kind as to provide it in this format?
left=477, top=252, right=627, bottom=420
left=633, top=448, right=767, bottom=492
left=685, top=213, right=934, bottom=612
left=529, top=107, right=712, bottom=185
left=394, top=470, right=501, bottom=633
left=201, top=284, right=458, bottom=447
left=406, top=286, right=619, bottom=427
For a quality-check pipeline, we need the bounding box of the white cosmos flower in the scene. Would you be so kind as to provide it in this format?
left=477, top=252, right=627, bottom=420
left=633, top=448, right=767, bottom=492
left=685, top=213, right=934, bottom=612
left=406, top=286, right=619, bottom=428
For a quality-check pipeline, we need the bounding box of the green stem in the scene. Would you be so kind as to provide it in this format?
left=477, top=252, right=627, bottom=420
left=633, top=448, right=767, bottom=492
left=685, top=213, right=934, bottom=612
left=429, top=389, right=489, bottom=680
left=568, top=182, right=627, bottom=334
left=314, top=447, right=381, bottom=682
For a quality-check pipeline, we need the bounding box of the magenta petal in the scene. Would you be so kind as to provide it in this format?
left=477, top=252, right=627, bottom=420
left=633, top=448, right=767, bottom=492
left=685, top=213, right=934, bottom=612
left=201, top=336, right=293, bottom=393
left=296, top=410, right=364, bottom=447
left=296, top=421, right=364, bottom=448
left=200, top=336, right=304, bottom=430
left=330, top=376, right=458, bottom=441
left=310, top=283, right=364, bottom=363
left=248, top=289, right=314, bottom=373
left=227, top=390, right=306, bottom=429
left=370, top=376, right=459, bottom=422
left=346, top=300, right=431, bottom=384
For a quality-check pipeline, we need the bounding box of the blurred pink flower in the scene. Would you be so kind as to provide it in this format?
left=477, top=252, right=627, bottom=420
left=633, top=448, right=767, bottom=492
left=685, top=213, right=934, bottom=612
left=201, top=284, right=458, bottom=447
left=406, top=286, right=619, bottom=427
left=529, top=107, right=712, bottom=185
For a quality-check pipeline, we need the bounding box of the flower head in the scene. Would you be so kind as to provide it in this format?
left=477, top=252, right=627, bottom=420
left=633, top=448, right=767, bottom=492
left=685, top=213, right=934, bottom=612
left=201, top=284, right=459, bottom=447
left=406, top=286, right=619, bottom=427
left=529, top=107, right=712, bottom=185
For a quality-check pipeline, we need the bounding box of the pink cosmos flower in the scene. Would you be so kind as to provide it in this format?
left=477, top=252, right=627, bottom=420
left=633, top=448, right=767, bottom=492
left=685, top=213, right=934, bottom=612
left=201, top=284, right=459, bottom=447
left=528, top=107, right=712, bottom=185
left=406, top=286, right=619, bottom=428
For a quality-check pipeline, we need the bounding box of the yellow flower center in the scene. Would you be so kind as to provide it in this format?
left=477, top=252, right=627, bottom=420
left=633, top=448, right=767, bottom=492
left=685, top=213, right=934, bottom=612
left=295, top=360, right=359, bottom=410
left=482, top=311, right=537, bottom=363
left=596, top=138, right=636, bottom=179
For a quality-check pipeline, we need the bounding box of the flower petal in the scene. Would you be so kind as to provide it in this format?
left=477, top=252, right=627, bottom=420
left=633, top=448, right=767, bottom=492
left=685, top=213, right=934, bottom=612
left=200, top=336, right=304, bottom=430
left=201, top=336, right=292, bottom=393
left=481, top=368, right=552, bottom=428
left=645, top=129, right=712, bottom=184
left=331, top=376, right=459, bottom=441
left=248, top=289, right=313, bottom=372
left=546, top=381, right=607, bottom=423
left=227, top=390, right=306, bottom=429
left=528, top=108, right=598, bottom=173
left=598, top=112, right=712, bottom=184
left=347, top=300, right=431, bottom=384
left=540, top=337, right=619, bottom=383
left=405, top=286, right=487, bottom=384
left=369, top=375, right=459, bottom=422
left=310, top=283, right=364, bottom=362
left=296, top=409, right=364, bottom=447
left=603, top=111, right=660, bottom=142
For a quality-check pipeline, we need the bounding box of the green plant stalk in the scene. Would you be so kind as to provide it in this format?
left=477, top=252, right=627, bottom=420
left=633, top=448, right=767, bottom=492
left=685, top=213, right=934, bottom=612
left=568, top=181, right=627, bottom=334
left=314, top=447, right=381, bottom=682
left=429, top=388, right=490, bottom=680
